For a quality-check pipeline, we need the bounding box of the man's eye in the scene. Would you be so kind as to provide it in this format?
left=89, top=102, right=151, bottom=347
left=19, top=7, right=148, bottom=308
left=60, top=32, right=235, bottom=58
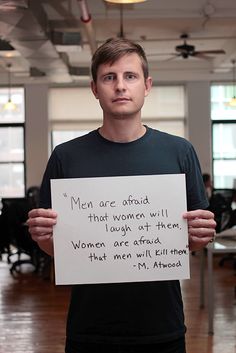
left=103, top=75, right=114, bottom=82
left=126, top=74, right=136, bottom=80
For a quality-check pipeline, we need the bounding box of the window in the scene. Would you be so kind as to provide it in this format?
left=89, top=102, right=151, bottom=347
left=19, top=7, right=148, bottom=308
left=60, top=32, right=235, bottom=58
left=0, top=88, right=25, bottom=197
left=211, top=85, right=236, bottom=189
left=49, top=86, right=186, bottom=149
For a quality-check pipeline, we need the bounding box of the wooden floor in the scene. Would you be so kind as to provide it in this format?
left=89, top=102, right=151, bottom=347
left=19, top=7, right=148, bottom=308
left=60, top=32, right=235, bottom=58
left=0, top=252, right=235, bottom=353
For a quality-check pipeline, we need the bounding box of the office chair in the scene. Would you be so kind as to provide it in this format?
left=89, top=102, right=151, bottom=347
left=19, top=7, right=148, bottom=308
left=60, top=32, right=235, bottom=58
left=210, top=189, right=236, bottom=270
left=2, top=187, right=45, bottom=276
left=209, top=189, right=234, bottom=232
left=0, top=199, right=12, bottom=261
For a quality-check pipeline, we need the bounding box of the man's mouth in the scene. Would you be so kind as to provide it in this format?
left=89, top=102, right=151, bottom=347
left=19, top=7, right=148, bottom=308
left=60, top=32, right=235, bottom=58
left=112, top=97, right=131, bottom=103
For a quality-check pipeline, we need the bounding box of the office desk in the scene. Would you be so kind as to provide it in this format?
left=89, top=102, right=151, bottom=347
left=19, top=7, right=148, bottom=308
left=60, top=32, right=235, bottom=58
left=207, top=227, right=236, bottom=334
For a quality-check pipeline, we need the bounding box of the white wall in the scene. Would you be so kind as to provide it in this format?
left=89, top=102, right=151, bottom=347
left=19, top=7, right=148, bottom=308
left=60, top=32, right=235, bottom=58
left=25, top=84, right=49, bottom=189
left=186, top=81, right=212, bottom=175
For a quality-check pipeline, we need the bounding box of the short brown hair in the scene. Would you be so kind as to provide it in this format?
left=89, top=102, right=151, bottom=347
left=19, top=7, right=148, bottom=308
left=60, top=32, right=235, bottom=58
left=91, top=37, right=149, bottom=82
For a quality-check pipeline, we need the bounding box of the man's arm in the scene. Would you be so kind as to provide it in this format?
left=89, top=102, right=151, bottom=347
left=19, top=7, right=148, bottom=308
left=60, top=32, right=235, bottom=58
left=183, top=209, right=216, bottom=251
left=27, top=208, right=57, bottom=256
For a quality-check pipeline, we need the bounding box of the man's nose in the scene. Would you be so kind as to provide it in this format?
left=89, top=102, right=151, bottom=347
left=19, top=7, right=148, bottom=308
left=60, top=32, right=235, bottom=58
left=115, top=77, right=126, bottom=91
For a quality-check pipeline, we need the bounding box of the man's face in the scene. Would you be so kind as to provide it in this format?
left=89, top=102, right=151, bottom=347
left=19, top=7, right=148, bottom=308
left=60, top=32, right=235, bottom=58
left=91, top=53, right=152, bottom=120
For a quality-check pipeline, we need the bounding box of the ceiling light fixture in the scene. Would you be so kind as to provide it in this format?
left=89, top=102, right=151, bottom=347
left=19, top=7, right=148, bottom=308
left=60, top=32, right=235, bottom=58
left=104, top=0, right=146, bottom=4
left=229, top=59, right=236, bottom=107
left=104, top=0, right=146, bottom=37
left=0, top=0, right=29, bottom=10
left=3, top=63, right=17, bottom=111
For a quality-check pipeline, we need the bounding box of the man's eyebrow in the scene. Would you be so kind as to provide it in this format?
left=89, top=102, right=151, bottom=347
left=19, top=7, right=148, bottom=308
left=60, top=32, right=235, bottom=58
left=101, top=71, right=116, bottom=76
left=99, top=70, right=139, bottom=78
left=125, top=71, right=138, bottom=75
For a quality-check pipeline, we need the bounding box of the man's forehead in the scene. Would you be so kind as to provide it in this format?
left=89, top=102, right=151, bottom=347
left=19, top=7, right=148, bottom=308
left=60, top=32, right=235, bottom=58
left=97, top=54, right=143, bottom=72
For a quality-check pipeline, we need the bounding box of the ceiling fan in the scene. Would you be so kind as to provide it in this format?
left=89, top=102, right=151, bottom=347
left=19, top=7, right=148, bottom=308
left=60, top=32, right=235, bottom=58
left=175, top=34, right=225, bottom=59
left=148, top=33, right=226, bottom=61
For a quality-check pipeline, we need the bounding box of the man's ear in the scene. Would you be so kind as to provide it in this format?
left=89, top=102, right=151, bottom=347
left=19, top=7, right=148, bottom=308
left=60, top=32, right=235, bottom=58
left=144, top=76, right=153, bottom=97
left=91, top=81, right=98, bottom=99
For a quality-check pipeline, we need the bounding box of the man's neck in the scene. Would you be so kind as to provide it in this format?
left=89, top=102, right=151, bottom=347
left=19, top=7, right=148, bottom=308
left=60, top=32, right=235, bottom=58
left=99, top=119, right=146, bottom=143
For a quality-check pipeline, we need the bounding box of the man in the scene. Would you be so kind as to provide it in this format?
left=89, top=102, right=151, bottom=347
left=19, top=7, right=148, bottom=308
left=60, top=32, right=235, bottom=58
left=27, top=38, right=216, bottom=353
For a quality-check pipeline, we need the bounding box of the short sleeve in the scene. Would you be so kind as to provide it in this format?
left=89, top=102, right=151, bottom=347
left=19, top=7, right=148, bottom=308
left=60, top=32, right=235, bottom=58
left=39, top=149, right=63, bottom=209
left=183, top=145, right=209, bottom=211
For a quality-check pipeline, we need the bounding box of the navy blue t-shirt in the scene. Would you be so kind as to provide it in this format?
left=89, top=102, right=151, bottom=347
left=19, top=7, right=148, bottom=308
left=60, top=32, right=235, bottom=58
left=40, top=127, right=208, bottom=344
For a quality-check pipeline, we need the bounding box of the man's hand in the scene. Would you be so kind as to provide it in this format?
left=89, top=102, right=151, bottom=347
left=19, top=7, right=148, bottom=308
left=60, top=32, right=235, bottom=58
left=183, top=209, right=216, bottom=252
left=27, top=208, right=57, bottom=256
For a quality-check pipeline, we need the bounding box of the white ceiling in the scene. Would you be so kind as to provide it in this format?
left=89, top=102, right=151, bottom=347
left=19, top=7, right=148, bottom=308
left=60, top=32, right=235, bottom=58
left=1, top=0, right=236, bottom=85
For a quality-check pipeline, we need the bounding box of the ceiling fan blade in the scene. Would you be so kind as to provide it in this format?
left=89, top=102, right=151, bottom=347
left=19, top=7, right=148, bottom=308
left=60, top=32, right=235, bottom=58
left=165, top=54, right=182, bottom=61
left=147, top=53, right=183, bottom=62
left=190, top=52, right=213, bottom=61
left=193, top=49, right=226, bottom=55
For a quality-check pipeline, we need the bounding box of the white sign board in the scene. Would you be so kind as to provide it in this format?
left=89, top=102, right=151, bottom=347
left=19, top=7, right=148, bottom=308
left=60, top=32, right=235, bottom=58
left=51, top=174, right=190, bottom=285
